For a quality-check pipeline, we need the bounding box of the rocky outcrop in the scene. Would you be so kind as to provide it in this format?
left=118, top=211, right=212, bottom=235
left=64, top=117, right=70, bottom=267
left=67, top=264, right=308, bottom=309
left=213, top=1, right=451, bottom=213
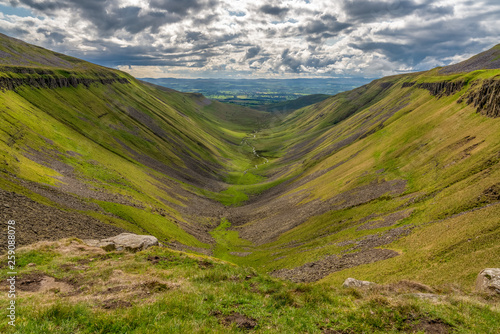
left=458, top=79, right=500, bottom=118
left=83, top=233, right=159, bottom=252
left=475, top=268, right=500, bottom=294
left=415, top=81, right=465, bottom=97
left=0, top=66, right=129, bottom=91
left=0, top=75, right=129, bottom=91
left=403, top=80, right=464, bottom=97
left=342, top=277, right=376, bottom=288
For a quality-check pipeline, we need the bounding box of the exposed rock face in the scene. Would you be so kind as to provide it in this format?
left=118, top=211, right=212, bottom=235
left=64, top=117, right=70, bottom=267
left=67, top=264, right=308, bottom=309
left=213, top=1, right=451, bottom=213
left=84, top=233, right=159, bottom=252
left=0, top=75, right=129, bottom=91
left=458, top=80, right=500, bottom=118
left=475, top=268, right=500, bottom=294
left=411, top=81, right=465, bottom=97
left=0, top=66, right=129, bottom=91
left=342, top=277, right=376, bottom=288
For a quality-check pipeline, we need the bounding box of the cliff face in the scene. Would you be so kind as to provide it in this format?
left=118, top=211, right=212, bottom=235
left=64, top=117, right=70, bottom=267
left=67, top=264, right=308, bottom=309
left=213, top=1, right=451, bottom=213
left=404, top=80, right=465, bottom=97
left=0, top=67, right=130, bottom=91
left=404, top=78, right=500, bottom=118
left=0, top=75, right=129, bottom=91
left=459, top=79, right=500, bottom=118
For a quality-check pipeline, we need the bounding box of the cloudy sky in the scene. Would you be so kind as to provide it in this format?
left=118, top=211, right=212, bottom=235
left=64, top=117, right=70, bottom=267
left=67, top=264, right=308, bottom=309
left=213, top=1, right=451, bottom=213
left=0, top=0, right=499, bottom=79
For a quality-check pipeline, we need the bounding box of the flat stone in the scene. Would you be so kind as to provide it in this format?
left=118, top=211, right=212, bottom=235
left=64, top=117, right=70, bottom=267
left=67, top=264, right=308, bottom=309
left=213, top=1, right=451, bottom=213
left=83, top=233, right=158, bottom=252
left=342, top=277, right=376, bottom=288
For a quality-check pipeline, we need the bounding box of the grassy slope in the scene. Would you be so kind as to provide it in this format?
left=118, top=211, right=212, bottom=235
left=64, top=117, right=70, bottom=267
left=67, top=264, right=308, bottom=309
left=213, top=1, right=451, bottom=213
left=1, top=34, right=499, bottom=294
left=0, top=34, right=271, bottom=248
left=0, top=35, right=499, bottom=333
left=215, top=69, right=500, bottom=290
left=0, top=239, right=498, bottom=333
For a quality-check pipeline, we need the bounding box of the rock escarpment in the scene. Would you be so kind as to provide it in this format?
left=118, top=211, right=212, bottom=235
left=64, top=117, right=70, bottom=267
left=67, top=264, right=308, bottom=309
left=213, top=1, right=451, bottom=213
left=405, top=78, right=500, bottom=118
left=404, top=80, right=465, bottom=97
left=0, top=66, right=129, bottom=91
left=458, top=79, right=500, bottom=118
left=0, top=75, right=129, bottom=91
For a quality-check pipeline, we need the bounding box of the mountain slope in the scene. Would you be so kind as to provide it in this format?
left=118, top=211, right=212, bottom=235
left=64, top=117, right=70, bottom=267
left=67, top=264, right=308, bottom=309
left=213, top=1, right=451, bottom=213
left=0, top=34, right=499, bottom=294
left=211, top=51, right=500, bottom=287
left=0, top=33, right=271, bottom=251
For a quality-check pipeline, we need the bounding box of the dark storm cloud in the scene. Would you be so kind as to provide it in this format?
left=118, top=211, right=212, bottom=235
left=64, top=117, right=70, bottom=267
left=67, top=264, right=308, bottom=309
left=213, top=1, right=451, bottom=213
left=36, top=28, right=65, bottom=43
left=10, top=0, right=179, bottom=35
left=80, top=41, right=218, bottom=68
left=342, top=0, right=453, bottom=22
left=244, top=46, right=261, bottom=60
left=149, top=0, right=203, bottom=15
left=279, top=48, right=302, bottom=72
left=260, top=5, right=289, bottom=17
left=299, top=14, right=351, bottom=43
left=2, top=0, right=500, bottom=77
left=8, top=0, right=61, bottom=11
left=350, top=18, right=488, bottom=66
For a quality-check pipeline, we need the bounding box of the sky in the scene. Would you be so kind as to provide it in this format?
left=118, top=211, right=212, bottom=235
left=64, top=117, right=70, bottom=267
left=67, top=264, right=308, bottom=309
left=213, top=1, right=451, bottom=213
left=0, top=0, right=499, bottom=79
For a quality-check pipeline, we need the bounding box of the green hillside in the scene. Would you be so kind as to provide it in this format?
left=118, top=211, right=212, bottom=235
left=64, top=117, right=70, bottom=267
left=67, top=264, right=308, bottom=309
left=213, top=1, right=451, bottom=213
left=0, top=34, right=499, bottom=333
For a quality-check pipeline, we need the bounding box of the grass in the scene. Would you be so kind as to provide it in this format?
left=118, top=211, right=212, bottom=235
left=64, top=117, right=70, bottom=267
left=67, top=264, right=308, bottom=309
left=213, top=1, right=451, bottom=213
left=1, top=239, right=498, bottom=333
left=210, top=218, right=253, bottom=261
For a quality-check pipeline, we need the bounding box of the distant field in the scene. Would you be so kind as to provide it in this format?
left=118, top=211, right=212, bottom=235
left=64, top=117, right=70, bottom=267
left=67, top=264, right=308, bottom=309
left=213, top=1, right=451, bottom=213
left=140, top=77, right=373, bottom=107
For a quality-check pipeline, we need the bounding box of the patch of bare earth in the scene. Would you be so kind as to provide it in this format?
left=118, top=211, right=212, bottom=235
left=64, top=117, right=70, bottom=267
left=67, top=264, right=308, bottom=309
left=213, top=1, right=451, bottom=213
left=406, top=316, right=452, bottom=334
left=102, top=299, right=133, bottom=309
left=0, top=272, right=74, bottom=294
left=212, top=311, right=257, bottom=329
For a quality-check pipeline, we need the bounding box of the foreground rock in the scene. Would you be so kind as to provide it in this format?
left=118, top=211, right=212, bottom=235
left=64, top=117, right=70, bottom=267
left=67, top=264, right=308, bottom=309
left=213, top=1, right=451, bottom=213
left=84, top=233, right=159, bottom=252
left=343, top=278, right=376, bottom=288
left=475, top=268, right=500, bottom=294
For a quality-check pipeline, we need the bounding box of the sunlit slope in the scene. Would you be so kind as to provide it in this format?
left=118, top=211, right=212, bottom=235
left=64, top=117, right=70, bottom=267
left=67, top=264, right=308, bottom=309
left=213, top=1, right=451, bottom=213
left=222, top=65, right=500, bottom=288
left=0, top=33, right=271, bottom=250
left=1, top=33, right=499, bottom=290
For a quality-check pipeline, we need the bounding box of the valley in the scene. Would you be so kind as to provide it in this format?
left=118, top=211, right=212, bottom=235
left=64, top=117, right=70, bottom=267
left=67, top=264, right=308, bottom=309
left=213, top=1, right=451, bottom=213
left=0, top=33, right=499, bottom=333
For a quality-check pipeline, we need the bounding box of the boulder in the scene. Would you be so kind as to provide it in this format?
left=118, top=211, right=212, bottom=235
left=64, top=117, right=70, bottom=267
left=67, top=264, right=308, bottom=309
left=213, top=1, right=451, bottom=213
left=342, top=278, right=376, bottom=288
left=83, top=233, right=159, bottom=252
left=475, top=268, right=500, bottom=294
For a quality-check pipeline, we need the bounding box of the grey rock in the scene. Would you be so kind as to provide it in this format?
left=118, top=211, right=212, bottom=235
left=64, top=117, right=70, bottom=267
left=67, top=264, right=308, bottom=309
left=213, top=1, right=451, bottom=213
left=342, top=277, right=376, bottom=288
left=83, top=233, right=158, bottom=252
left=475, top=268, right=500, bottom=294
left=97, top=241, right=116, bottom=252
